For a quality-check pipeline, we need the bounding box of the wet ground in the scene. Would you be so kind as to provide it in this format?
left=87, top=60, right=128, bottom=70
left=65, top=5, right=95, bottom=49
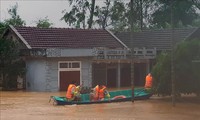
left=0, top=91, right=200, bottom=120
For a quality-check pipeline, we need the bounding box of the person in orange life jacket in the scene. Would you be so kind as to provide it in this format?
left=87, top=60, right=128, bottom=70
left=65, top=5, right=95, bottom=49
left=144, top=73, right=153, bottom=89
left=90, top=84, right=110, bottom=101
left=66, top=81, right=81, bottom=101
left=74, top=85, right=81, bottom=101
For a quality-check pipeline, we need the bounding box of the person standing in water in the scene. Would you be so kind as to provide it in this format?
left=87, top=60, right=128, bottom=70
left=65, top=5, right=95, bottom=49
left=145, top=73, right=153, bottom=89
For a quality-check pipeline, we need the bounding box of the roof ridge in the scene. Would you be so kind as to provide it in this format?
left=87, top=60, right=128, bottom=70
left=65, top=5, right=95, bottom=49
left=141, top=27, right=198, bottom=32
left=115, top=27, right=199, bottom=33
left=14, top=26, right=105, bottom=31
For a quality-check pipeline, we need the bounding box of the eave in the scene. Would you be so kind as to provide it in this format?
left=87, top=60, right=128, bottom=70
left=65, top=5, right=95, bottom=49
left=9, top=25, right=32, bottom=49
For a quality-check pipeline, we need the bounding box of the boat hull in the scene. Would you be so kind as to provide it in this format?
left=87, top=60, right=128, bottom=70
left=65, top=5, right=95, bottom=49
left=50, top=88, right=152, bottom=105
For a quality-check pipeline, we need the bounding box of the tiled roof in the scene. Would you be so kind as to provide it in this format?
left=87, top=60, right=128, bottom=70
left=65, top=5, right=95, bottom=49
left=11, top=26, right=126, bottom=49
left=115, top=28, right=199, bottom=51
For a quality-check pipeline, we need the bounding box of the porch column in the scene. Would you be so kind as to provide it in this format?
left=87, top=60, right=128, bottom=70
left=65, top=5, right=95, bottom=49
left=117, top=61, right=121, bottom=88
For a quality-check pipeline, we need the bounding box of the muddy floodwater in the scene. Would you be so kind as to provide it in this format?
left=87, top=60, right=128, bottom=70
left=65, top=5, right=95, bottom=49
left=0, top=91, right=200, bottom=120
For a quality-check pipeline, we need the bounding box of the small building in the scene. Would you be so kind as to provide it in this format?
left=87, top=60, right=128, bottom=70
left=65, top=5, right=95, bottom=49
left=3, top=25, right=130, bottom=91
left=115, top=27, right=200, bottom=86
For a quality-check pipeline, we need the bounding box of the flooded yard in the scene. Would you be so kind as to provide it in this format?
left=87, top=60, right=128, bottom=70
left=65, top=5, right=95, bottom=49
left=0, top=91, right=200, bottom=120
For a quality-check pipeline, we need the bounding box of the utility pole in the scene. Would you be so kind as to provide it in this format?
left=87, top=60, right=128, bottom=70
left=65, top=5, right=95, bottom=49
left=130, top=0, right=135, bottom=103
left=171, top=0, right=176, bottom=107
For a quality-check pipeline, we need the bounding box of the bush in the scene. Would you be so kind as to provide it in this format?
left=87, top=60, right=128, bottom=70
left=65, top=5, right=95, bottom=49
left=152, top=39, right=200, bottom=96
left=0, top=38, right=25, bottom=90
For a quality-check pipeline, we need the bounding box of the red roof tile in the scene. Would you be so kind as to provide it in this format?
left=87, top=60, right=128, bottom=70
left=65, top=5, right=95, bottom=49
left=12, top=26, right=125, bottom=49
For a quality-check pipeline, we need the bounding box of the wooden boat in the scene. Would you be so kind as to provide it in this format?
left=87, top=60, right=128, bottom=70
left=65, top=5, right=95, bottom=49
left=49, top=88, right=152, bottom=105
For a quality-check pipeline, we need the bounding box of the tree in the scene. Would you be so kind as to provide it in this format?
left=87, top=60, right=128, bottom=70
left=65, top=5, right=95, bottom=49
left=0, top=22, right=7, bottom=36
left=191, top=16, right=200, bottom=27
left=0, top=3, right=26, bottom=90
left=174, top=39, right=200, bottom=95
left=109, top=0, right=129, bottom=31
left=152, top=39, right=200, bottom=96
left=151, top=0, right=200, bottom=28
left=0, top=3, right=25, bottom=36
left=95, top=0, right=112, bottom=29
left=0, top=38, right=25, bottom=90
left=124, top=0, right=154, bottom=30
left=4, top=3, right=25, bottom=26
left=61, top=0, right=95, bottom=29
left=95, top=0, right=129, bottom=31
left=151, top=52, right=172, bottom=96
left=35, top=17, right=53, bottom=28
left=88, top=0, right=96, bottom=28
left=108, top=0, right=154, bottom=31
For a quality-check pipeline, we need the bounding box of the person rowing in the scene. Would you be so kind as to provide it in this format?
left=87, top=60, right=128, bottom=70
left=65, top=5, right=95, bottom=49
left=90, top=84, right=110, bottom=101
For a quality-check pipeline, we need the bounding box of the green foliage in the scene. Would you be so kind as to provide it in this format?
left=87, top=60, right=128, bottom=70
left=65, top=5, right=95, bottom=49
left=191, top=16, right=200, bottom=27
left=61, top=0, right=199, bottom=30
left=88, top=0, right=96, bottom=28
left=109, top=0, right=129, bottom=31
left=4, top=3, right=26, bottom=26
left=61, top=0, right=90, bottom=28
left=0, top=4, right=26, bottom=90
left=0, top=4, right=25, bottom=38
left=0, top=3, right=25, bottom=36
left=151, top=0, right=200, bottom=28
left=35, top=17, right=53, bottom=28
left=0, top=22, right=8, bottom=36
left=152, top=39, right=200, bottom=96
left=94, top=0, right=153, bottom=31
left=0, top=38, right=25, bottom=90
left=94, top=0, right=111, bottom=29
left=174, top=40, right=200, bottom=94
left=151, top=52, right=172, bottom=96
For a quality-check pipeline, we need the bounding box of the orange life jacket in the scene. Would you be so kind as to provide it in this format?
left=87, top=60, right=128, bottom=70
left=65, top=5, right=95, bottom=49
left=99, top=86, right=106, bottom=99
left=94, top=85, right=100, bottom=100
left=66, top=84, right=76, bottom=99
left=145, top=74, right=153, bottom=88
left=94, top=85, right=107, bottom=100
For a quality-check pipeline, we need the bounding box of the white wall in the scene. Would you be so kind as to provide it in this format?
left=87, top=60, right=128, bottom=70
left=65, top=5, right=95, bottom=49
left=26, top=59, right=47, bottom=91
left=26, top=57, right=93, bottom=91
left=81, top=60, right=92, bottom=88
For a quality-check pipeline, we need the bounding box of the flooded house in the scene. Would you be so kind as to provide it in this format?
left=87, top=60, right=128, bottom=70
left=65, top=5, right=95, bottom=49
left=3, top=25, right=130, bottom=91
left=2, top=26, right=199, bottom=92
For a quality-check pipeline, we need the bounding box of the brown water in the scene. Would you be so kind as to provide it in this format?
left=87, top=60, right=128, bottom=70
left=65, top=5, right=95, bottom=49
left=0, top=91, right=200, bottom=120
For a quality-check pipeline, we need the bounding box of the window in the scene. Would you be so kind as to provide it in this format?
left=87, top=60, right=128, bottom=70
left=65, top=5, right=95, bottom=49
left=60, top=63, right=68, bottom=68
left=147, top=51, right=153, bottom=54
left=72, top=62, right=80, bottom=68
left=138, top=51, right=143, bottom=54
left=59, top=61, right=80, bottom=69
